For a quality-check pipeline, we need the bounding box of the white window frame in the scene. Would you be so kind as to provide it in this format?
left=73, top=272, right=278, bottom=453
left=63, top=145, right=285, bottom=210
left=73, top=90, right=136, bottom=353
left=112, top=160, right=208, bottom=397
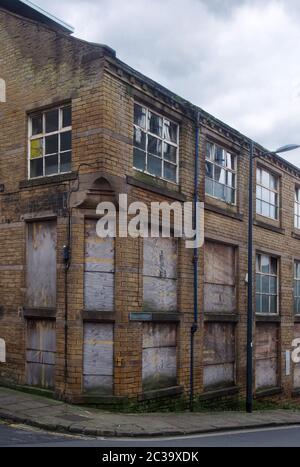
left=255, top=253, right=279, bottom=316
left=295, top=186, right=300, bottom=229
left=256, top=167, right=279, bottom=220
left=205, top=141, right=237, bottom=205
left=28, top=105, right=72, bottom=179
left=133, top=102, right=179, bottom=184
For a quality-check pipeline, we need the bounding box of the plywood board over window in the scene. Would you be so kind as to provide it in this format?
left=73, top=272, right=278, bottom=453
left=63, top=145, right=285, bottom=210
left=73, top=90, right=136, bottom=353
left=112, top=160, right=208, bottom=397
left=26, top=319, right=55, bottom=389
left=293, top=324, right=300, bottom=389
left=204, top=241, right=236, bottom=313
left=26, top=221, right=57, bottom=308
left=83, top=323, right=113, bottom=395
left=143, top=237, right=177, bottom=312
left=84, top=219, right=115, bottom=311
left=255, top=323, right=279, bottom=390
left=203, top=322, right=236, bottom=390
left=142, top=322, right=177, bottom=391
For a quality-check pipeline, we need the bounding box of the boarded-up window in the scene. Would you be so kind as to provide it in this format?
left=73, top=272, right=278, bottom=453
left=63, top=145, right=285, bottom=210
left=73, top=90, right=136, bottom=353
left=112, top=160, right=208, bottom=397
left=26, top=221, right=57, bottom=308
left=83, top=323, right=113, bottom=395
left=142, top=322, right=177, bottom=390
left=26, top=319, right=55, bottom=389
left=203, top=322, right=235, bottom=389
left=143, top=238, right=177, bottom=311
left=84, top=220, right=115, bottom=311
left=255, top=323, right=279, bottom=390
left=294, top=324, right=300, bottom=389
left=204, top=241, right=236, bottom=313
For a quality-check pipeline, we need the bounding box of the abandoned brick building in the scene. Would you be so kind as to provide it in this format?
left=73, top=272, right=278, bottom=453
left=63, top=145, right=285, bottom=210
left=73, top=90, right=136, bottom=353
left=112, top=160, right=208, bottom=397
left=1, top=0, right=300, bottom=408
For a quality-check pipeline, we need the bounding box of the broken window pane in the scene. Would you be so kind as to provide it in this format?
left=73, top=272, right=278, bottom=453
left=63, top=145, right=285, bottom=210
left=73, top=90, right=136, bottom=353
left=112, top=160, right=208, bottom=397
left=45, top=109, right=59, bottom=133
left=134, top=127, right=146, bottom=150
left=45, top=154, right=58, bottom=176
left=205, top=161, right=213, bottom=179
left=30, top=158, right=43, bottom=178
left=215, top=146, right=225, bottom=165
left=45, top=134, right=58, bottom=155
left=148, top=135, right=162, bottom=157
left=134, top=104, right=146, bottom=129
left=148, top=112, right=162, bottom=136
left=163, top=120, right=177, bottom=143
left=31, top=114, right=43, bottom=135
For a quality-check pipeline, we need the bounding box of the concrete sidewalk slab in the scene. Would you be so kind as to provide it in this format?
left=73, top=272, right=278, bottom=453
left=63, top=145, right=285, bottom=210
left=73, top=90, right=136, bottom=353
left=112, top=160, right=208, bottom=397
left=1, top=387, right=300, bottom=437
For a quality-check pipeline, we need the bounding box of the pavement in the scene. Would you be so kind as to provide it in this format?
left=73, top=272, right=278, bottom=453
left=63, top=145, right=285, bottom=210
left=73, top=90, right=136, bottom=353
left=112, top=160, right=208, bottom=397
left=1, top=387, right=300, bottom=438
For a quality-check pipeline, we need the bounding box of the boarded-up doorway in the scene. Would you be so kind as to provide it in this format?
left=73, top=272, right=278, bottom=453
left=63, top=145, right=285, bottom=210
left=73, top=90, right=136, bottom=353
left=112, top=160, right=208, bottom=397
left=143, top=238, right=177, bottom=312
left=255, top=322, right=279, bottom=390
left=83, top=323, right=114, bottom=395
left=26, top=319, right=55, bottom=389
left=142, top=322, right=177, bottom=391
left=294, top=324, right=300, bottom=389
left=204, top=241, right=236, bottom=313
left=203, top=322, right=236, bottom=389
left=26, top=221, right=57, bottom=308
left=84, top=220, right=115, bottom=311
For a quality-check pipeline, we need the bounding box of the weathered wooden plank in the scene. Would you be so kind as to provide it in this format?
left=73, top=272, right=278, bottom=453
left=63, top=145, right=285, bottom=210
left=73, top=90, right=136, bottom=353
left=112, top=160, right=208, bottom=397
left=204, top=322, right=235, bottom=365
left=142, top=323, right=177, bottom=391
left=143, top=237, right=177, bottom=279
left=84, top=220, right=115, bottom=311
left=84, top=272, right=114, bottom=311
left=143, top=276, right=177, bottom=311
left=255, top=323, right=278, bottom=389
left=255, top=323, right=278, bottom=360
left=205, top=241, right=235, bottom=286
left=26, top=221, right=57, bottom=308
left=203, top=363, right=234, bottom=389
left=142, top=347, right=177, bottom=391
left=83, top=323, right=113, bottom=395
left=26, top=320, right=55, bottom=389
left=203, top=322, right=235, bottom=389
left=143, top=322, right=176, bottom=348
left=204, top=284, right=236, bottom=313
left=255, top=358, right=278, bottom=388
left=83, top=375, right=113, bottom=395
left=293, top=324, right=300, bottom=388
left=85, top=220, right=114, bottom=273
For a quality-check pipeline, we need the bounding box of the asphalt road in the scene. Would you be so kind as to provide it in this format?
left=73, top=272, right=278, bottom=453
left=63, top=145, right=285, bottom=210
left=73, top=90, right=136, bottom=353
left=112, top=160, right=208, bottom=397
left=1, top=421, right=300, bottom=447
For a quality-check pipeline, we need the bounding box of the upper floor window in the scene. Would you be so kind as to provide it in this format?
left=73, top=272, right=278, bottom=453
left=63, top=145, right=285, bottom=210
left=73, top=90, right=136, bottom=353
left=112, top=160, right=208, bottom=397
left=256, top=253, right=278, bottom=315
left=29, top=105, right=72, bottom=179
left=133, top=103, right=179, bottom=183
left=294, top=261, right=300, bottom=315
left=256, top=167, right=278, bottom=219
left=205, top=142, right=236, bottom=204
left=295, top=187, right=300, bottom=229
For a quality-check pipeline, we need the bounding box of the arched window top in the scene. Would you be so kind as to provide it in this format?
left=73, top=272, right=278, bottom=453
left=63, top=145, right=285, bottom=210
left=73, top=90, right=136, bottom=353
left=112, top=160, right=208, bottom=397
left=0, top=78, right=6, bottom=103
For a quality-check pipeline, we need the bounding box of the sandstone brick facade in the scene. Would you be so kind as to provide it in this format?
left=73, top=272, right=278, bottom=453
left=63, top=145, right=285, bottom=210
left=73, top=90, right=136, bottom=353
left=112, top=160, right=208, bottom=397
left=1, top=6, right=300, bottom=408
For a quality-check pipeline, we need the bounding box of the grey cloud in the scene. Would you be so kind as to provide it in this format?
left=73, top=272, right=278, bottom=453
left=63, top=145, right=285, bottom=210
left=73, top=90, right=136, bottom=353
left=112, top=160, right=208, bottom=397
left=35, top=0, right=300, bottom=165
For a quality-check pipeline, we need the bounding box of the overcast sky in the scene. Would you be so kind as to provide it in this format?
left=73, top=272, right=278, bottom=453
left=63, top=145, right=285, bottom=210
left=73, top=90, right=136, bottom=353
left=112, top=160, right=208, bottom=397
left=36, top=0, right=300, bottom=166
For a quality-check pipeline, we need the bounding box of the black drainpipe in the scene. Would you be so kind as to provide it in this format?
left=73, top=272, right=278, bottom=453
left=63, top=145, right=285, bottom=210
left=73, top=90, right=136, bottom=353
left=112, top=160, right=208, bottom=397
left=190, top=112, right=200, bottom=411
